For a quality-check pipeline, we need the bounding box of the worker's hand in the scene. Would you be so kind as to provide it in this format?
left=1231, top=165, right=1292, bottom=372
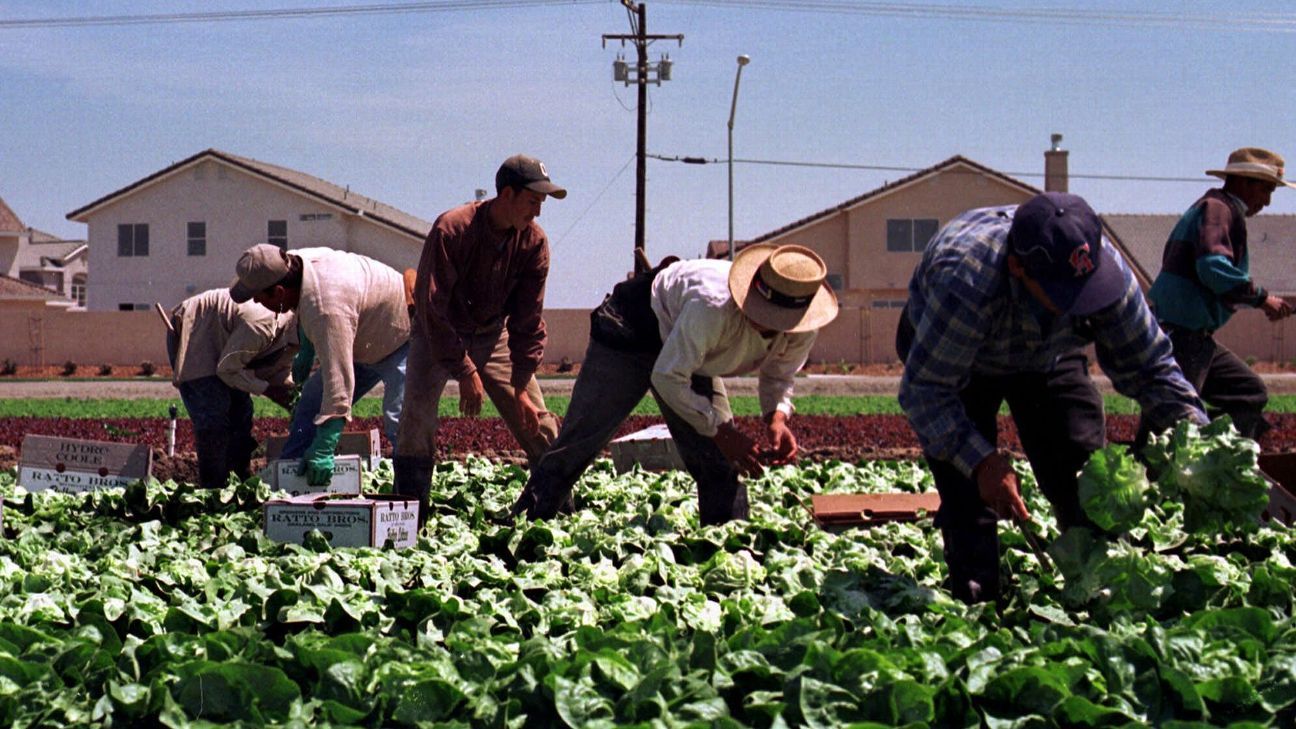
left=515, top=388, right=541, bottom=439
left=299, top=418, right=344, bottom=486
left=301, top=453, right=335, bottom=486
left=1261, top=294, right=1293, bottom=321
left=974, top=452, right=1030, bottom=521
left=714, top=421, right=763, bottom=478
left=764, top=411, right=798, bottom=466
left=264, top=383, right=297, bottom=412
left=458, top=371, right=485, bottom=417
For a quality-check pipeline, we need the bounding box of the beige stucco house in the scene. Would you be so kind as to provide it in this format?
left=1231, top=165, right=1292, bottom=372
left=66, top=149, right=432, bottom=311
left=709, top=155, right=1046, bottom=362
left=0, top=195, right=88, bottom=306
left=705, top=149, right=1296, bottom=364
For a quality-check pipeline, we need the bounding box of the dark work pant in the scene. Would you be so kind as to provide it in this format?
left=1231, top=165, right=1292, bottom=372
left=168, top=330, right=255, bottom=487
left=519, top=339, right=749, bottom=526
left=177, top=375, right=254, bottom=436
left=1161, top=327, right=1269, bottom=440
left=926, top=353, right=1105, bottom=601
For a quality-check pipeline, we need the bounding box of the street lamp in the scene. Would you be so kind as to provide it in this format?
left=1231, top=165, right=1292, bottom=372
left=727, top=54, right=750, bottom=261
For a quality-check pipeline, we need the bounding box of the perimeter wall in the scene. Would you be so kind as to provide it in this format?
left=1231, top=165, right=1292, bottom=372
left=1, top=303, right=1293, bottom=368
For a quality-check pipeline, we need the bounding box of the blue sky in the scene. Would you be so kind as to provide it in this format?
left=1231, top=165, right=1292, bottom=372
left=2, top=1, right=1294, bottom=307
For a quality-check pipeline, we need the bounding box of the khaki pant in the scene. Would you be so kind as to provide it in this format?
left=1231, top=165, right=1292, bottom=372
left=517, top=339, right=749, bottom=526
left=396, top=327, right=558, bottom=463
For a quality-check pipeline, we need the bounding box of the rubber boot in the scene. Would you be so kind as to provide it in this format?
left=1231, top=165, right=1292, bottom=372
left=194, top=428, right=232, bottom=490
left=393, top=455, right=435, bottom=529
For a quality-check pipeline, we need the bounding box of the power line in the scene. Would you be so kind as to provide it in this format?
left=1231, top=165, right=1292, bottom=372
left=555, top=153, right=636, bottom=247
left=10, top=0, right=1293, bottom=33
left=659, top=1, right=1296, bottom=33
left=649, top=153, right=1212, bottom=183
left=0, top=1, right=601, bottom=30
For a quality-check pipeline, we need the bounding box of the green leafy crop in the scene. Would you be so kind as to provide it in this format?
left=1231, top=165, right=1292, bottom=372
left=1145, top=418, right=1271, bottom=532
left=1077, top=444, right=1149, bottom=533
left=0, top=450, right=1294, bottom=727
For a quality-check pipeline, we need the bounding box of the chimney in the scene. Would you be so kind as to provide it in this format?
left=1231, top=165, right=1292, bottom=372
left=1044, top=133, right=1069, bottom=193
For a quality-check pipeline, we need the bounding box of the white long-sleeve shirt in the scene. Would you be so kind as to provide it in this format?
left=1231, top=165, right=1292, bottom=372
left=295, top=248, right=410, bottom=424
left=649, top=260, right=817, bottom=437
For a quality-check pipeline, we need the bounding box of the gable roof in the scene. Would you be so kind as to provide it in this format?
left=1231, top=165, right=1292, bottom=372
left=29, top=227, right=65, bottom=243
left=66, top=148, right=433, bottom=240
left=1104, top=213, right=1296, bottom=294
left=0, top=196, right=23, bottom=234
left=26, top=241, right=88, bottom=266
left=0, top=274, right=66, bottom=301
left=709, top=155, right=1041, bottom=257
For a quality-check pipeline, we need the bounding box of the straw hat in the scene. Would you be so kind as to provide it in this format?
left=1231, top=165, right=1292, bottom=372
left=1206, top=147, right=1296, bottom=188
left=728, top=244, right=839, bottom=333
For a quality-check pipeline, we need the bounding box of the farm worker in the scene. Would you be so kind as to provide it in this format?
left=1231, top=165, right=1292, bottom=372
left=896, top=192, right=1208, bottom=605
left=166, top=288, right=298, bottom=489
left=394, top=155, right=565, bottom=520
left=230, top=244, right=410, bottom=486
left=512, top=244, right=839, bottom=526
left=1141, top=147, right=1295, bottom=441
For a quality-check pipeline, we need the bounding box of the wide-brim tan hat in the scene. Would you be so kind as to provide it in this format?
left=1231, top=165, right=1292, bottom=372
left=1206, top=147, right=1296, bottom=189
left=728, top=244, right=839, bottom=333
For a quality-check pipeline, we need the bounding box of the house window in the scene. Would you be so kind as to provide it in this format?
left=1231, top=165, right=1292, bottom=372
left=885, top=218, right=939, bottom=252
left=268, top=220, right=287, bottom=249
left=71, top=274, right=86, bottom=307
left=117, top=223, right=149, bottom=257
left=187, top=222, right=206, bottom=256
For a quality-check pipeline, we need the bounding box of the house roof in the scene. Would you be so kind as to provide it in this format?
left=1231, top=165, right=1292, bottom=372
left=0, top=196, right=24, bottom=234
left=708, top=155, right=1041, bottom=258
left=66, top=148, right=434, bottom=240
left=28, top=227, right=63, bottom=243
left=26, top=240, right=88, bottom=266
left=1103, top=213, right=1296, bottom=294
left=0, top=274, right=66, bottom=301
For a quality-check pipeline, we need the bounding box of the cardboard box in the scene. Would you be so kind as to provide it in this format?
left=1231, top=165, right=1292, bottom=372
left=810, top=492, right=941, bottom=529
left=610, top=424, right=685, bottom=473
left=270, top=455, right=363, bottom=496
left=265, top=429, right=382, bottom=470
left=263, top=493, right=419, bottom=548
left=18, top=434, right=152, bottom=493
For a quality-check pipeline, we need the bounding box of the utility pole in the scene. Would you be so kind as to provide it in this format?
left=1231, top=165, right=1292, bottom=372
left=604, top=1, right=681, bottom=273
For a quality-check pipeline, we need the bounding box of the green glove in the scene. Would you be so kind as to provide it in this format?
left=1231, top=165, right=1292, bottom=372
left=300, top=417, right=344, bottom=486
left=291, top=327, right=316, bottom=386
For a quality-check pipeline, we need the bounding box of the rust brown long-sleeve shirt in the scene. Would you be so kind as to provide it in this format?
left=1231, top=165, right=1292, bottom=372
left=412, top=199, right=548, bottom=388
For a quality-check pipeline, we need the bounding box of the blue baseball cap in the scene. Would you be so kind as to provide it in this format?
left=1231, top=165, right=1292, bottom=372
left=1007, top=192, right=1125, bottom=315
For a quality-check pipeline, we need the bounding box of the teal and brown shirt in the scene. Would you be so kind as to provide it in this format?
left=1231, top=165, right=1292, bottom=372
left=1148, top=188, right=1267, bottom=332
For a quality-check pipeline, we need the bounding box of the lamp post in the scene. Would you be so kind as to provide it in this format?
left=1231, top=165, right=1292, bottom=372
left=727, top=54, right=750, bottom=261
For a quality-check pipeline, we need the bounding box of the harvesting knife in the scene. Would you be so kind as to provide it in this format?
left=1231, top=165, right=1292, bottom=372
left=1012, top=513, right=1053, bottom=569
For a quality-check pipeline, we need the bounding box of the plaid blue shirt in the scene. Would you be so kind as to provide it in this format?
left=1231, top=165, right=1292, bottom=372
left=899, top=205, right=1206, bottom=478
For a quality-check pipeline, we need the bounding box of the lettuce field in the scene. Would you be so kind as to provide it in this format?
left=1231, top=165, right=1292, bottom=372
left=2, top=422, right=1296, bottom=727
